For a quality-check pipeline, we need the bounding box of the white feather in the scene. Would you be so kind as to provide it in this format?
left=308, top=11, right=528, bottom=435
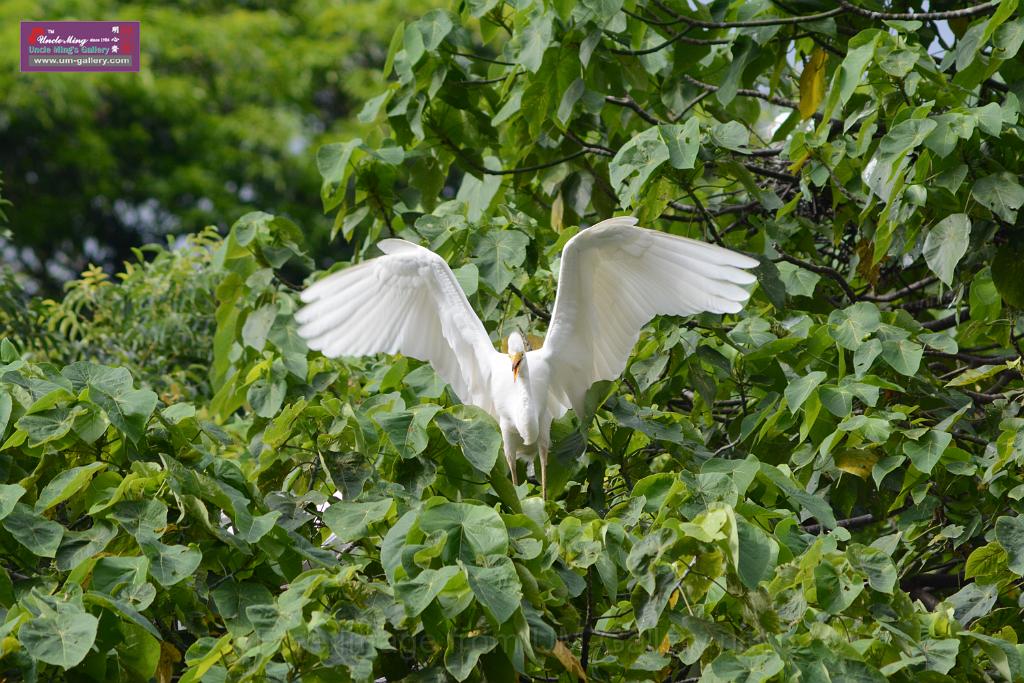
left=295, top=218, right=758, bottom=496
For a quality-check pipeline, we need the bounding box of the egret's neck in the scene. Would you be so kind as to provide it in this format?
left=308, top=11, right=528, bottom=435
left=514, top=357, right=539, bottom=442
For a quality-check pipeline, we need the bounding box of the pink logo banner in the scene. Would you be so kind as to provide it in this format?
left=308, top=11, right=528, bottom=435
left=21, top=21, right=140, bottom=72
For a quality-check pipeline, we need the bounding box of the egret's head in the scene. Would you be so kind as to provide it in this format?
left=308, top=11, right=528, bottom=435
left=507, top=331, right=526, bottom=382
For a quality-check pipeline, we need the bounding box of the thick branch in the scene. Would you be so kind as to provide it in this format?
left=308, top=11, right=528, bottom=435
left=921, top=310, right=969, bottom=331
left=666, top=199, right=761, bottom=217
left=646, top=1, right=845, bottom=28
left=861, top=276, right=938, bottom=302
left=838, top=0, right=999, bottom=21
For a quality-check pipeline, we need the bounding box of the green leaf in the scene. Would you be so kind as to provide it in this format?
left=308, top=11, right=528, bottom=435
left=881, top=338, right=923, bottom=376
left=785, top=371, right=827, bottom=414
left=19, top=603, right=99, bottom=669
left=56, top=521, right=118, bottom=572
left=35, top=462, right=107, bottom=512
left=375, top=405, right=440, bottom=459
left=704, top=648, right=784, bottom=683
left=419, top=502, right=508, bottom=563
left=85, top=591, right=163, bottom=641
left=323, top=499, right=393, bottom=543
left=662, top=119, right=700, bottom=170
left=445, top=635, right=498, bottom=682
left=814, top=561, right=864, bottom=613
left=316, top=138, right=363, bottom=212
left=435, top=405, right=501, bottom=474
left=609, top=126, right=670, bottom=207
left=247, top=377, right=286, bottom=418
left=241, top=303, right=277, bottom=352
left=0, top=484, right=25, bottom=521
left=3, top=502, right=64, bottom=557
left=973, top=172, right=1024, bottom=222
left=465, top=556, right=522, bottom=622
left=776, top=262, right=820, bottom=298
left=141, top=539, right=203, bottom=586
left=822, top=31, right=878, bottom=119
left=711, top=121, right=749, bottom=151
left=918, top=638, right=959, bottom=674
left=509, top=7, right=553, bottom=72
left=969, top=267, right=1001, bottom=322
left=16, top=407, right=77, bottom=447
left=394, top=565, right=461, bottom=617
left=847, top=543, right=897, bottom=593
left=828, top=302, right=881, bottom=350
left=759, top=465, right=836, bottom=530
left=946, top=363, right=1006, bottom=387
left=923, top=214, right=971, bottom=286
left=91, top=385, right=157, bottom=443
left=415, top=9, right=453, bottom=51
left=473, top=229, right=529, bottom=293
left=995, top=515, right=1024, bottom=575
left=903, top=430, right=952, bottom=474
left=116, top=621, right=161, bottom=679
left=736, top=516, right=778, bottom=589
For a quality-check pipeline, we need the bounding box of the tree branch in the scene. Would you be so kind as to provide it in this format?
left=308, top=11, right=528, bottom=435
left=645, top=1, right=845, bottom=28
left=605, top=95, right=664, bottom=125
left=801, top=513, right=876, bottom=535
left=774, top=251, right=858, bottom=302
left=861, top=275, right=938, bottom=302
left=922, top=310, right=969, bottom=331
left=509, top=284, right=550, bottom=321
left=838, top=0, right=1000, bottom=21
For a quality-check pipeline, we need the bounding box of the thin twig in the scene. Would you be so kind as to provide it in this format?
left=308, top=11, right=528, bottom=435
left=774, top=252, right=858, bottom=302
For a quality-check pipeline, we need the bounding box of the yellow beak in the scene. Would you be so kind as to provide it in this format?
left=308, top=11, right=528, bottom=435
left=511, top=352, right=523, bottom=382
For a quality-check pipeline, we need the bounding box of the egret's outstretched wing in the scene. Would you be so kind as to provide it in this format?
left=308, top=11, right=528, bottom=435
left=296, top=240, right=498, bottom=409
left=542, top=216, right=758, bottom=417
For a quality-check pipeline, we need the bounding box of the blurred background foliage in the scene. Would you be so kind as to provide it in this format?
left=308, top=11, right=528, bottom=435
left=0, top=0, right=429, bottom=290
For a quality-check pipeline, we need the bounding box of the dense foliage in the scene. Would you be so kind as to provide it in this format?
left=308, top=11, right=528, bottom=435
left=0, top=0, right=428, bottom=288
left=2, top=0, right=1024, bottom=681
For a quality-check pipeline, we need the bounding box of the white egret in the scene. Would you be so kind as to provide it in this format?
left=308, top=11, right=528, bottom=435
left=295, top=216, right=758, bottom=498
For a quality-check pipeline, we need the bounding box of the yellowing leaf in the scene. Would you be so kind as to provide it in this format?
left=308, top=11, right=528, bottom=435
left=799, top=48, right=828, bottom=120
left=788, top=150, right=810, bottom=174
left=551, top=191, right=565, bottom=233
left=551, top=641, right=587, bottom=682
left=835, top=448, right=879, bottom=479
left=658, top=632, right=671, bottom=655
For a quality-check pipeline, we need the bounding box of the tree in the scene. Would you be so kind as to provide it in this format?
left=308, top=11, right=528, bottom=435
left=0, top=0, right=426, bottom=290
left=1, top=0, right=1024, bottom=681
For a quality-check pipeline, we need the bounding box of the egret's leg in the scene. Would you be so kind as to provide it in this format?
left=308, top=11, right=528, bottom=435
left=539, top=444, right=549, bottom=500
left=501, top=428, right=519, bottom=487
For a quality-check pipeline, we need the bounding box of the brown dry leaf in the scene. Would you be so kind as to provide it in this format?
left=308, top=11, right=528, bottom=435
left=551, top=641, right=587, bottom=682
left=856, top=239, right=881, bottom=287
left=156, top=641, right=182, bottom=683
left=798, top=48, right=828, bottom=120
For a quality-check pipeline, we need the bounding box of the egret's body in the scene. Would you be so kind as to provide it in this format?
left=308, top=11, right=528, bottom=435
left=296, top=217, right=758, bottom=497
